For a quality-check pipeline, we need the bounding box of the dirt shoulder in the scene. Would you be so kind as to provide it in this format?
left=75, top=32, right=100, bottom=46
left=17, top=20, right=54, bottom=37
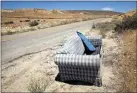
left=2, top=28, right=121, bottom=92
left=116, top=30, right=136, bottom=92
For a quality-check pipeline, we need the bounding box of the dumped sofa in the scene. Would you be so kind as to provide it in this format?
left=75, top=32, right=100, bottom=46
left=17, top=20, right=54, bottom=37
left=54, top=32, right=103, bottom=86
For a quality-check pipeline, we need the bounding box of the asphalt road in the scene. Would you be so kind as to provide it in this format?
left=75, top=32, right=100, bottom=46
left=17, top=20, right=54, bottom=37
left=2, top=18, right=112, bottom=64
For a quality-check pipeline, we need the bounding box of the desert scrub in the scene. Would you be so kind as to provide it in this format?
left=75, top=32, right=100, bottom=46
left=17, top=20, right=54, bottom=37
left=60, top=21, right=69, bottom=25
left=4, top=21, right=14, bottom=25
left=7, top=30, right=15, bottom=35
left=28, top=27, right=37, bottom=31
left=95, top=22, right=116, bottom=32
left=29, top=20, right=39, bottom=27
left=25, top=20, right=30, bottom=22
left=27, top=77, right=48, bottom=93
left=114, top=12, right=137, bottom=33
left=94, top=21, right=117, bottom=38
left=99, top=30, right=106, bottom=38
left=118, top=30, right=136, bottom=92
left=82, top=18, right=88, bottom=21
left=92, top=23, right=96, bottom=29
left=37, top=24, right=50, bottom=29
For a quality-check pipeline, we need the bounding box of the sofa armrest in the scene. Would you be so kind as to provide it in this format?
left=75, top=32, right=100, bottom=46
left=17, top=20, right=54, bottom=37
left=86, top=35, right=102, bottom=46
left=54, top=54, right=100, bottom=68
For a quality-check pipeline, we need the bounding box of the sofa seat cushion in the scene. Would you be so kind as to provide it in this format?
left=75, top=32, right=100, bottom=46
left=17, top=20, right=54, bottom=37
left=77, top=31, right=96, bottom=52
left=57, top=34, right=85, bottom=55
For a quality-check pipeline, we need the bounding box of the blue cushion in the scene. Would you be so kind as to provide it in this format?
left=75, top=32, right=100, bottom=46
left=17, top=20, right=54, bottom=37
left=77, top=31, right=96, bottom=52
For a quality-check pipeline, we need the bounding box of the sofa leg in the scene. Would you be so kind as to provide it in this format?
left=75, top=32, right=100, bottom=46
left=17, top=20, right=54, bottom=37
left=94, top=78, right=102, bottom=87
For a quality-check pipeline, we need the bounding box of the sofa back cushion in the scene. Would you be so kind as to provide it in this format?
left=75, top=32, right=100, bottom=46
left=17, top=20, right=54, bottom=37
left=86, top=35, right=102, bottom=46
left=57, top=34, right=85, bottom=55
left=77, top=31, right=96, bottom=52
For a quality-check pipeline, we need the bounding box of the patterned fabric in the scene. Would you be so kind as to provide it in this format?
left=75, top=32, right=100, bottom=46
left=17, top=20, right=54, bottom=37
left=54, top=35, right=103, bottom=86
left=87, top=35, right=102, bottom=46
left=55, top=54, right=100, bottom=67
left=59, top=66, right=99, bottom=76
left=56, top=34, right=85, bottom=55
left=59, top=66, right=102, bottom=86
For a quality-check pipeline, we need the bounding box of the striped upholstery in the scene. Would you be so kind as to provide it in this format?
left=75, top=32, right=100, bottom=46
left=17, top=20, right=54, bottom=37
left=54, top=35, right=103, bottom=86
left=87, top=35, right=102, bottom=46
left=59, top=66, right=102, bottom=86
left=57, top=34, right=85, bottom=55
left=55, top=54, right=100, bottom=67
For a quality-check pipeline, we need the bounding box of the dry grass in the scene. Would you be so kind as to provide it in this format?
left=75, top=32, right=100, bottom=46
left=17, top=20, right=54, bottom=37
left=27, top=76, right=48, bottom=93
left=29, top=20, right=39, bottom=27
left=99, top=31, right=106, bottom=38
left=92, top=19, right=136, bottom=92
left=95, top=21, right=116, bottom=31
left=113, top=10, right=136, bottom=21
left=118, top=30, right=136, bottom=92
left=113, top=12, right=137, bottom=92
left=94, top=20, right=119, bottom=38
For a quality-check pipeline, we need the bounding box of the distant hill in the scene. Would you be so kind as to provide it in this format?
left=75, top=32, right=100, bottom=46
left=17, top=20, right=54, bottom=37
left=2, top=8, right=122, bottom=20
left=66, top=10, right=122, bottom=15
left=1, top=8, right=123, bottom=29
left=113, top=10, right=136, bottom=20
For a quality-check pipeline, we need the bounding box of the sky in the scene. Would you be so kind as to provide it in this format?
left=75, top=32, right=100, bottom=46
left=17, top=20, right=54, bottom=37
left=1, top=1, right=136, bottom=13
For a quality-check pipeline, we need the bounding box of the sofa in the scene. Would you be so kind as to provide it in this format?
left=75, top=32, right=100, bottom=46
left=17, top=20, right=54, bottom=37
left=54, top=34, right=103, bottom=86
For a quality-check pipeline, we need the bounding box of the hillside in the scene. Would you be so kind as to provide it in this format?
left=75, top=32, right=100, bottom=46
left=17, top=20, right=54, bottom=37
left=113, top=10, right=136, bottom=21
left=66, top=10, right=122, bottom=15
left=2, top=9, right=122, bottom=21
left=1, top=8, right=122, bottom=35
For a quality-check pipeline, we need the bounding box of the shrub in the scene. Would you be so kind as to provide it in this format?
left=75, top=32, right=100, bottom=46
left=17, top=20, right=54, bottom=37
left=27, top=77, right=48, bottom=93
left=29, top=20, right=39, bottom=27
left=4, top=21, right=14, bottom=25
left=99, top=30, right=106, bottom=38
left=49, top=18, right=54, bottom=19
left=95, top=22, right=116, bottom=31
left=94, top=21, right=117, bottom=38
left=114, top=23, right=123, bottom=33
left=82, top=18, right=88, bottom=21
left=60, top=21, right=69, bottom=25
left=92, top=23, right=96, bottom=29
left=37, top=26, right=41, bottom=29
left=7, top=30, right=14, bottom=35
left=114, top=12, right=137, bottom=33
left=29, top=27, right=37, bottom=31
left=25, top=20, right=30, bottom=22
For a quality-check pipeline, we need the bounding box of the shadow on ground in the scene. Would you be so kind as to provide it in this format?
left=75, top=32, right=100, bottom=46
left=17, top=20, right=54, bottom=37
left=55, top=73, right=97, bottom=86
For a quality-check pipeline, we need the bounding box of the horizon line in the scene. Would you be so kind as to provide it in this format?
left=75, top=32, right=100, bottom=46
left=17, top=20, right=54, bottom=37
left=1, top=8, right=124, bottom=13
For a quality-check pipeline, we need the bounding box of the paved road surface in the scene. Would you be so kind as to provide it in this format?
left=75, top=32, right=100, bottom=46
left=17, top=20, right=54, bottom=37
left=2, top=18, right=111, bottom=64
